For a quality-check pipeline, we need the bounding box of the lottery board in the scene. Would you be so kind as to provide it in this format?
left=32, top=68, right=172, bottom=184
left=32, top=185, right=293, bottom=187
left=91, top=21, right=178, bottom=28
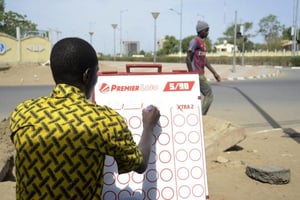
left=93, top=72, right=209, bottom=200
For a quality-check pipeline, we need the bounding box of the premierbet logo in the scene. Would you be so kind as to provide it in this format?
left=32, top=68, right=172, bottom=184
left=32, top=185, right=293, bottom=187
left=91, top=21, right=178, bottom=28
left=98, top=82, right=159, bottom=93
left=99, top=83, right=110, bottom=93
left=98, top=83, right=140, bottom=93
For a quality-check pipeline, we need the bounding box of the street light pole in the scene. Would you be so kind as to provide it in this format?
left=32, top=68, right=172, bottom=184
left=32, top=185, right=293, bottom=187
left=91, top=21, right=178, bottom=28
left=292, top=0, right=299, bottom=56
left=151, top=12, right=160, bottom=63
left=88, top=22, right=95, bottom=46
left=240, top=24, right=245, bottom=66
left=111, top=24, right=118, bottom=62
left=232, top=10, right=237, bottom=73
left=120, top=9, right=128, bottom=57
left=179, top=0, right=182, bottom=58
left=170, top=0, right=183, bottom=59
left=89, top=32, right=94, bottom=45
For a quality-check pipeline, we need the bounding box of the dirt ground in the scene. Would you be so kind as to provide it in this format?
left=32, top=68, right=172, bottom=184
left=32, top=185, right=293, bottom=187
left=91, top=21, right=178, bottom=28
left=0, top=63, right=299, bottom=200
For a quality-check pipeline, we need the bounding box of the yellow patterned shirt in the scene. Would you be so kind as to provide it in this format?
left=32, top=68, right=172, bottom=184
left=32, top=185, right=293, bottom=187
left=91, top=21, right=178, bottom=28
left=10, top=84, right=143, bottom=200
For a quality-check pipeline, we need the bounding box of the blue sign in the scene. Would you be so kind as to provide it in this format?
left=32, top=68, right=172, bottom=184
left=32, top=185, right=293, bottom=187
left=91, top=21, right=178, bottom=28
left=0, top=42, right=6, bottom=54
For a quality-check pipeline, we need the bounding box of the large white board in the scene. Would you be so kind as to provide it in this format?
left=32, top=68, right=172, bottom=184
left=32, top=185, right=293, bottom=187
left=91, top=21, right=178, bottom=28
left=93, top=73, right=209, bottom=200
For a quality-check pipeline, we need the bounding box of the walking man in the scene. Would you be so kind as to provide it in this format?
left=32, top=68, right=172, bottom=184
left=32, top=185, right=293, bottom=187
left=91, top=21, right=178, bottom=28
left=186, top=20, right=221, bottom=115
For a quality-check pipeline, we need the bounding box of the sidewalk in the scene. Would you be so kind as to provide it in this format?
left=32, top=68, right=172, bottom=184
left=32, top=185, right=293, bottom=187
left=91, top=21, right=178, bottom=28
left=205, top=65, right=281, bottom=81
left=100, top=61, right=282, bottom=81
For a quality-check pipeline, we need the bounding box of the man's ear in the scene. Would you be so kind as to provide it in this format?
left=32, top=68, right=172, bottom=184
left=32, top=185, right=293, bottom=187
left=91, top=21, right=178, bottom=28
left=83, top=68, right=90, bottom=83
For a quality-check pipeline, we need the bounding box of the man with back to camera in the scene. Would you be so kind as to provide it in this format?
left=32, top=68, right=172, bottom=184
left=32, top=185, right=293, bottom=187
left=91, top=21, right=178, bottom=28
left=186, top=20, right=221, bottom=115
left=10, top=37, right=160, bottom=199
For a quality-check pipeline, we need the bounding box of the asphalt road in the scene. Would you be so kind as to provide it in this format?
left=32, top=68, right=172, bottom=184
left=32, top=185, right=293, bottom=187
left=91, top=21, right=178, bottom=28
left=209, top=68, right=300, bottom=133
left=1, top=68, right=299, bottom=133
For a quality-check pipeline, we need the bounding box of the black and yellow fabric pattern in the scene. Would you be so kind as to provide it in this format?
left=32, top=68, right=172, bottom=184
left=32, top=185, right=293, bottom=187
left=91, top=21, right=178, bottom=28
left=10, top=84, right=142, bottom=200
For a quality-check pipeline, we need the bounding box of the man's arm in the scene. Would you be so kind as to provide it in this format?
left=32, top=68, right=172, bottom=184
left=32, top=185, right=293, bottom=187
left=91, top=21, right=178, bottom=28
left=186, top=51, right=194, bottom=72
left=135, top=105, right=160, bottom=173
left=205, top=58, right=221, bottom=82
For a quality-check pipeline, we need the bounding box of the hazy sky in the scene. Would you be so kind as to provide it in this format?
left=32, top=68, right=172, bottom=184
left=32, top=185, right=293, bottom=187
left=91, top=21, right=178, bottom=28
left=5, top=0, right=298, bottom=54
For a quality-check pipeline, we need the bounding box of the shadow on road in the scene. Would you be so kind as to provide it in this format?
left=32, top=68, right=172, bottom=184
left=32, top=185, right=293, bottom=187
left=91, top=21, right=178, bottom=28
left=215, top=84, right=300, bottom=143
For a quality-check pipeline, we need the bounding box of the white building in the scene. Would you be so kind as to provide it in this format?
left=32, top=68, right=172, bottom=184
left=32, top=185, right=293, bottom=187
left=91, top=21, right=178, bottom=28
left=214, top=42, right=238, bottom=53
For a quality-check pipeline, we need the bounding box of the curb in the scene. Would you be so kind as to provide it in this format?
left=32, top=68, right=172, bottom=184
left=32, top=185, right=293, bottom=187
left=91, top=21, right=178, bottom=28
left=207, top=67, right=282, bottom=82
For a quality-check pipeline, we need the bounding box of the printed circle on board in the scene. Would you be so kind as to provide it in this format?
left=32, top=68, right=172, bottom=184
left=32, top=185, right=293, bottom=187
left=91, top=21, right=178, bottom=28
left=147, top=187, right=160, bottom=199
left=132, top=172, right=145, bottom=184
left=192, top=184, right=205, bottom=197
left=158, top=115, right=169, bottom=128
left=173, top=114, right=185, bottom=127
left=129, top=116, right=142, bottom=129
left=148, top=150, right=157, bottom=165
left=104, top=156, right=116, bottom=167
left=132, top=133, right=141, bottom=143
left=161, top=187, right=175, bottom=199
left=118, top=190, right=132, bottom=199
left=159, top=150, right=172, bottom=163
left=191, top=166, right=203, bottom=179
left=178, top=185, right=191, bottom=199
left=103, top=171, right=115, bottom=186
left=158, top=132, right=170, bottom=145
left=117, top=173, right=131, bottom=185
left=133, top=189, right=146, bottom=200
left=160, top=168, right=173, bottom=182
left=187, top=113, right=199, bottom=126
left=188, top=131, right=201, bottom=144
left=189, top=148, right=202, bottom=161
left=177, top=167, right=189, bottom=180
left=174, top=131, right=187, bottom=144
left=151, top=134, right=157, bottom=146
left=145, top=169, right=158, bottom=183
left=175, top=149, right=188, bottom=162
left=102, top=191, right=117, bottom=200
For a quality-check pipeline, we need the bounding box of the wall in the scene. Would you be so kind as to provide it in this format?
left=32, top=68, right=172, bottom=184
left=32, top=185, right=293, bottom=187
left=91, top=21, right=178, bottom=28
left=0, top=32, right=51, bottom=64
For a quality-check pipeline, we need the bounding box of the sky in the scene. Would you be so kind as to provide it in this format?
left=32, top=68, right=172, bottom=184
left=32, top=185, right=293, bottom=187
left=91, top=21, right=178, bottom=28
left=5, top=0, right=298, bottom=54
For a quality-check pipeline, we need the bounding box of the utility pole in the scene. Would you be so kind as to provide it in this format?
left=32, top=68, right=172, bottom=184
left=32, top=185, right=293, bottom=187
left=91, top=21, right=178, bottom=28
left=232, top=11, right=237, bottom=72
left=119, top=9, right=128, bottom=57
left=170, top=0, right=183, bottom=61
left=292, top=0, right=299, bottom=56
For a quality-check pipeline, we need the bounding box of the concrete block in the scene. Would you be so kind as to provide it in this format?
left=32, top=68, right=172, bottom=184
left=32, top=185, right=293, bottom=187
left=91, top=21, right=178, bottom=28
left=245, top=165, right=290, bottom=184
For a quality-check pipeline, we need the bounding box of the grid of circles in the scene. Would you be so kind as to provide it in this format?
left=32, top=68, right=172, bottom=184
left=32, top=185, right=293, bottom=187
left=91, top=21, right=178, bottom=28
left=102, top=108, right=206, bottom=199
left=102, top=112, right=164, bottom=199
left=171, top=110, right=206, bottom=199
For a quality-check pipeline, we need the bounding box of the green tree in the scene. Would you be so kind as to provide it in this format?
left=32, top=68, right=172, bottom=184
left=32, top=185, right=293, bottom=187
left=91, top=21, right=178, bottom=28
left=258, top=14, right=284, bottom=50
left=0, top=0, right=4, bottom=12
left=182, top=35, right=195, bottom=53
left=0, top=0, right=37, bottom=37
left=281, top=26, right=300, bottom=41
left=158, top=35, right=178, bottom=55
left=282, top=27, right=292, bottom=40
left=139, top=50, right=146, bottom=55
left=217, top=22, right=254, bottom=51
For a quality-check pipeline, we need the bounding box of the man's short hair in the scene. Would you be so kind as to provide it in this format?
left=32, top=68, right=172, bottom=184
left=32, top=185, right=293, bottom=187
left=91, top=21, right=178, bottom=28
left=50, top=37, right=98, bottom=84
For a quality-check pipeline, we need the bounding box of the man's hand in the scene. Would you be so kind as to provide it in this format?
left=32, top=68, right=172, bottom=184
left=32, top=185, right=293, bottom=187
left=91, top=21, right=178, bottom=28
left=214, top=73, right=221, bottom=82
left=142, top=105, right=160, bottom=130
